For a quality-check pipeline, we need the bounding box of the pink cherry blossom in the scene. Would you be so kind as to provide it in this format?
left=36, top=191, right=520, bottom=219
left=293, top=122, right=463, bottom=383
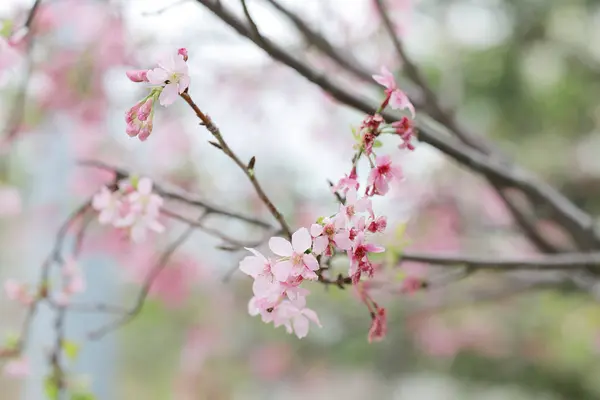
left=372, top=66, right=415, bottom=117
left=310, top=216, right=352, bottom=256
left=239, top=248, right=272, bottom=278
left=348, top=231, right=385, bottom=278
left=331, top=169, right=359, bottom=195
left=4, top=279, right=34, bottom=306
left=270, top=297, right=321, bottom=339
left=269, top=228, right=319, bottom=281
left=126, top=69, right=149, bottom=82
left=392, top=116, right=416, bottom=150
left=92, top=186, right=121, bottom=225
left=147, top=51, right=190, bottom=106
left=367, top=155, right=403, bottom=195
left=339, top=189, right=371, bottom=223
left=3, top=356, right=29, bottom=378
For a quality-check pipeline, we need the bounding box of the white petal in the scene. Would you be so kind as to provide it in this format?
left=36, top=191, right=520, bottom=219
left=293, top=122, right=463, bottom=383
left=291, top=227, right=312, bottom=253
left=269, top=237, right=294, bottom=257
left=312, top=236, right=329, bottom=255
left=292, top=315, right=310, bottom=338
left=310, top=224, right=323, bottom=237
left=272, top=260, right=293, bottom=281
left=301, top=308, right=322, bottom=327
left=302, top=254, right=319, bottom=271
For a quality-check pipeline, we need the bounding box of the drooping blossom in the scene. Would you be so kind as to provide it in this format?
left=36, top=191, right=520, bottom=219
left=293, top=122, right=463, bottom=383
left=372, top=66, right=415, bottom=117
left=270, top=297, right=322, bottom=339
left=269, top=228, right=319, bottom=281
left=146, top=49, right=190, bottom=106
left=367, top=155, right=403, bottom=196
left=348, top=231, right=385, bottom=279
left=392, top=116, right=416, bottom=150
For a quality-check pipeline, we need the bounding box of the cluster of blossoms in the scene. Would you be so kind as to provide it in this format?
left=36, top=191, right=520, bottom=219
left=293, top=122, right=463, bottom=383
left=124, top=48, right=190, bottom=141
left=238, top=65, right=416, bottom=341
left=92, top=176, right=164, bottom=243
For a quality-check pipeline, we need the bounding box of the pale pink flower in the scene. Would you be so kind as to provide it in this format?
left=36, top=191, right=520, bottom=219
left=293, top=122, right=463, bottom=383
left=271, top=297, right=321, bottom=339
left=117, top=178, right=164, bottom=243
left=92, top=186, right=121, bottom=225
left=147, top=51, right=190, bottom=106
left=4, top=279, right=34, bottom=306
left=339, top=189, right=371, bottom=223
left=368, top=307, right=387, bottom=342
left=372, top=66, right=415, bottom=117
left=367, top=155, right=403, bottom=195
left=310, top=216, right=352, bottom=256
left=269, top=228, right=319, bottom=281
left=3, top=356, right=29, bottom=378
left=239, top=248, right=272, bottom=278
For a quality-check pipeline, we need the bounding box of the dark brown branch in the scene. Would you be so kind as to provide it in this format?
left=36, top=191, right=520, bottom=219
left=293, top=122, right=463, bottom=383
left=261, top=0, right=374, bottom=82
left=179, top=91, right=292, bottom=238
left=400, top=251, right=600, bottom=270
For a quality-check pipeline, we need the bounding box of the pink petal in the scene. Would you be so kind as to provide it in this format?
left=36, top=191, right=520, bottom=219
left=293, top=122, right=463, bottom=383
left=272, top=260, right=293, bottom=281
left=292, top=315, right=310, bottom=339
left=312, top=236, right=329, bottom=255
left=333, top=233, right=352, bottom=250
left=239, top=255, right=264, bottom=277
left=146, top=67, right=169, bottom=84
left=159, top=83, right=179, bottom=106
left=302, top=254, right=319, bottom=271
left=137, top=177, right=153, bottom=194
left=269, top=237, right=294, bottom=257
left=178, top=75, right=190, bottom=93
left=245, top=247, right=268, bottom=263
left=310, top=224, right=323, bottom=237
left=301, top=308, right=322, bottom=327
left=291, top=227, right=312, bottom=253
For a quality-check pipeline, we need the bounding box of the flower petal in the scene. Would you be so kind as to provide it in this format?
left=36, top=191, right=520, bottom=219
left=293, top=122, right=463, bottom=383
left=291, top=227, right=312, bottom=253
left=272, top=260, right=293, bottom=281
left=310, top=223, right=323, bottom=237
left=302, top=254, right=319, bottom=271
left=269, top=237, right=294, bottom=257
left=292, top=315, right=310, bottom=339
left=159, top=83, right=179, bottom=106
left=312, top=236, right=329, bottom=255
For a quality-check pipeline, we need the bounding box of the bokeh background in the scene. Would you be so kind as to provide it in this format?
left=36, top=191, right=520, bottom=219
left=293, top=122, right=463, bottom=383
left=2, top=0, right=600, bottom=399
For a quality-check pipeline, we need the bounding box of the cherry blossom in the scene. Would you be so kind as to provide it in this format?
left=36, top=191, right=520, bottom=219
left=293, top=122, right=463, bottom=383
left=339, top=189, right=372, bottom=223
left=367, top=155, right=403, bottom=196
left=270, top=297, right=321, bottom=339
left=147, top=50, right=190, bottom=106
left=92, top=186, right=121, bottom=225
left=269, top=228, right=319, bottom=281
left=311, top=216, right=352, bottom=256
left=372, top=66, right=415, bottom=117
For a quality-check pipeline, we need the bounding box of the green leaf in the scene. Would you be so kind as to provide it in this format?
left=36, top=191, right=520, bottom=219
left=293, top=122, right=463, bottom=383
left=63, top=340, right=81, bottom=361
left=71, top=392, right=96, bottom=400
left=44, top=376, right=59, bottom=400
left=0, top=20, right=13, bottom=38
left=373, top=140, right=383, bottom=148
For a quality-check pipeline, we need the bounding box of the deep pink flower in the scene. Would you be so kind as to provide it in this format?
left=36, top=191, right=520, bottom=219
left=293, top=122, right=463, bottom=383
left=367, top=155, right=403, bottom=195
left=392, top=117, right=416, bottom=150
left=348, top=231, right=384, bottom=277
left=372, top=66, right=415, bottom=117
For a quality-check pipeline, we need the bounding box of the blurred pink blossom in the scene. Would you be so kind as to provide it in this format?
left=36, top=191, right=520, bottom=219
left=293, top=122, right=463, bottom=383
left=0, top=186, right=22, bottom=217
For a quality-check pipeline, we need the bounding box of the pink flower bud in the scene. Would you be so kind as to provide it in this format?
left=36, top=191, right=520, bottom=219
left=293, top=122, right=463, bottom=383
left=126, top=69, right=149, bottom=83
left=178, top=47, right=188, bottom=61
left=137, top=98, right=154, bottom=121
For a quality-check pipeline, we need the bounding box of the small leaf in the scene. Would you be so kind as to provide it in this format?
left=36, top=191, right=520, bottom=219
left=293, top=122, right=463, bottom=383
left=0, top=20, right=13, bottom=38
left=373, top=140, right=383, bottom=148
left=247, top=156, right=256, bottom=171
left=63, top=340, right=81, bottom=361
left=44, top=376, right=60, bottom=400
left=208, top=141, right=222, bottom=150
left=71, top=392, right=97, bottom=400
